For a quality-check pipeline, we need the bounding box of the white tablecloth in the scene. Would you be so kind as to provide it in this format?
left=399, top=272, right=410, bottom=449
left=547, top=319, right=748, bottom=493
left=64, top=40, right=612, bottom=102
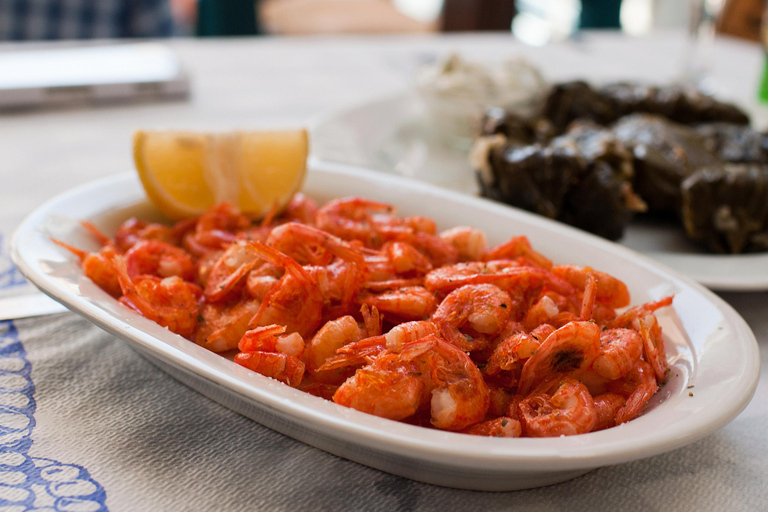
left=1, top=31, right=766, bottom=511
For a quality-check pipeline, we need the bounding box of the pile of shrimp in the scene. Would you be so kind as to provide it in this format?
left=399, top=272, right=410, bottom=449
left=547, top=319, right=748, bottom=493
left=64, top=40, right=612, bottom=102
left=54, top=194, right=673, bottom=437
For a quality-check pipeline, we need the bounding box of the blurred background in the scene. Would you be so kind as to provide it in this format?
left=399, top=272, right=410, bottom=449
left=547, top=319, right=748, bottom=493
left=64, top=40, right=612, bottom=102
left=0, top=0, right=762, bottom=43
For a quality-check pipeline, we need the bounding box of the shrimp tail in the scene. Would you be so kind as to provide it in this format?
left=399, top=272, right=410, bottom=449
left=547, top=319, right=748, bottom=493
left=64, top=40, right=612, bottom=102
left=80, top=221, right=113, bottom=247
left=51, top=238, right=88, bottom=263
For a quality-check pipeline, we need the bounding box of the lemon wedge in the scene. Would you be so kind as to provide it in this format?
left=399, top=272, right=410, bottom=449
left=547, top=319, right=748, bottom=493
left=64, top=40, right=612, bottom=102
left=133, top=129, right=309, bottom=220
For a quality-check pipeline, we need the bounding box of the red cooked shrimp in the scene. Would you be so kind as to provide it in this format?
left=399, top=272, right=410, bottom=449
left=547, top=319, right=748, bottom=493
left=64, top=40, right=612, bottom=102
left=519, top=375, right=597, bottom=437
left=431, top=284, right=512, bottom=337
left=283, top=192, right=318, bottom=225
left=608, top=296, right=674, bottom=329
left=114, top=217, right=178, bottom=252
left=425, top=264, right=576, bottom=299
left=334, top=335, right=490, bottom=431
left=406, top=335, right=490, bottom=431
left=383, top=320, right=437, bottom=352
left=316, top=197, right=395, bottom=247
left=592, top=328, right=643, bottom=380
left=523, top=295, right=561, bottom=331
left=333, top=351, right=424, bottom=421
left=247, top=242, right=324, bottom=339
left=484, top=331, right=539, bottom=376
left=266, top=222, right=365, bottom=267
left=439, top=226, right=488, bottom=262
left=610, top=361, right=659, bottom=424
left=204, top=240, right=262, bottom=302
left=194, top=299, right=261, bottom=352
left=125, top=240, right=195, bottom=281
left=381, top=241, right=432, bottom=275
left=52, top=239, right=122, bottom=298
left=462, top=417, right=522, bottom=437
left=235, top=325, right=306, bottom=387
left=113, top=256, right=201, bottom=338
left=384, top=231, right=459, bottom=268
left=517, top=321, right=601, bottom=396
left=592, top=393, right=627, bottom=431
left=184, top=203, right=250, bottom=254
left=482, top=235, right=553, bottom=270
left=552, top=265, right=630, bottom=309
left=318, top=335, right=387, bottom=373
left=635, top=314, right=669, bottom=384
left=235, top=352, right=305, bottom=387
left=359, top=286, right=437, bottom=321
left=305, top=316, right=362, bottom=376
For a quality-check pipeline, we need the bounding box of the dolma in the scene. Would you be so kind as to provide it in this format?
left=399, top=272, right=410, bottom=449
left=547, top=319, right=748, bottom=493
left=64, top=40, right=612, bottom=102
left=542, top=81, right=618, bottom=134
left=681, top=164, right=768, bottom=254
left=474, top=138, right=580, bottom=220
left=600, top=82, right=750, bottom=126
left=473, top=123, right=644, bottom=240
left=481, top=107, right=554, bottom=145
left=612, top=114, right=720, bottom=214
left=695, top=123, right=768, bottom=164
left=542, top=81, right=750, bottom=135
left=553, top=122, right=645, bottom=239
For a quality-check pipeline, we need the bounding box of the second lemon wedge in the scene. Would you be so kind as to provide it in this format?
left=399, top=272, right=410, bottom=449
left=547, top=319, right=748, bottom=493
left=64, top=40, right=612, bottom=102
left=133, top=129, right=309, bottom=220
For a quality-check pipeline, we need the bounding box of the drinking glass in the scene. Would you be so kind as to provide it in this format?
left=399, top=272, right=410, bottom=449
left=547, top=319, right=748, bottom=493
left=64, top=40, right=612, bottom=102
left=681, top=0, right=728, bottom=93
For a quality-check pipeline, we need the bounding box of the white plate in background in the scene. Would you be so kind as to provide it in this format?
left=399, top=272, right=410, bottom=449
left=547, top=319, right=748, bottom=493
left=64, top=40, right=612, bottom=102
left=12, top=162, right=759, bottom=491
left=310, top=92, right=768, bottom=291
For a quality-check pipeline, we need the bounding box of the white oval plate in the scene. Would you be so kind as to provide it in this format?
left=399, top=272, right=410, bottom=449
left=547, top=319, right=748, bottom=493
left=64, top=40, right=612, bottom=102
left=12, top=162, right=760, bottom=491
left=310, top=92, right=768, bottom=291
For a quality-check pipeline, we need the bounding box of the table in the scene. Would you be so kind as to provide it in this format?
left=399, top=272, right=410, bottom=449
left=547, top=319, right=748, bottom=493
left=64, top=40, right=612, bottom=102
left=1, top=31, right=766, bottom=511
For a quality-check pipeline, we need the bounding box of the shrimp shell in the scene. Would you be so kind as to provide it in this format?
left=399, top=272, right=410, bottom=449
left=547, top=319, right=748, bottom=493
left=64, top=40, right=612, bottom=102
left=519, top=375, right=597, bottom=437
left=333, top=353, right=424, bottom=421
left=592, top=328, right=643, bottom=380
left=234, top=351, right=305, bottom=387
left=517, top=321, right=601, bottom=396
left=439, top=226, right=488, bottom=262
left=552, top=265, right=630, bottom=309
left=306, top=316, right=362, bottom=373
left=431, top=284, right=512, bottom=336
left=195, top=299, right=261, bottom=353
left=611, top=361, right=659, bottom=424
left=359, top=286, right=437, bottom=321
left=462, top=417, right=522, bottom=437
left=592, top=393, right=626, bottom=431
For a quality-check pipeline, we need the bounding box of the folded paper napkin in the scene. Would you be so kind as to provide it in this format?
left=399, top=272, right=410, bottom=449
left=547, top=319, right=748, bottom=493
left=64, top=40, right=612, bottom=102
left=0, top=296, right=763, bottom=512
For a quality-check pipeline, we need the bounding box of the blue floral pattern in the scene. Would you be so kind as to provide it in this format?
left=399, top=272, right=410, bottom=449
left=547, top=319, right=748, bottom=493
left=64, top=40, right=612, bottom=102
left=0, top=236, right=28, bottom=290
left=0, top=250, right=108, bottom=510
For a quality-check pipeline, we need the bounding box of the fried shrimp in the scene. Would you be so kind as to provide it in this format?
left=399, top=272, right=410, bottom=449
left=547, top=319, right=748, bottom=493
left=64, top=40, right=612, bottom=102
left=73, top=193, right=672, bottom=437
left=125, top=240, right=196, bottom=281
left=592, top=328, right=643, bottom=380
left=552, top=265, right=630, bottom=309
left=113, top=256, right=201, bottom=338
left=431, top=284, right=512, bottom=336
left=246, top=241, right=324, bottom=338
left=234, top=325, right=306, bottom=387
left=517, top=321, right=601, bottom=396
left=52, top=239, right=122, bottom=297
left=439, top=226, right=488, bottom=262
left=359, top=286, right=437, bottom=321
left=519, top=375, right=597, bottom=437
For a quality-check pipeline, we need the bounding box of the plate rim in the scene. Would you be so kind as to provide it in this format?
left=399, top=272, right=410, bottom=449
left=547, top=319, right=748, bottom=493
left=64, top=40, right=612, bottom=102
left=309, top=90, right=768, bottom=292
left=11, top=163, right=761, bottom=475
